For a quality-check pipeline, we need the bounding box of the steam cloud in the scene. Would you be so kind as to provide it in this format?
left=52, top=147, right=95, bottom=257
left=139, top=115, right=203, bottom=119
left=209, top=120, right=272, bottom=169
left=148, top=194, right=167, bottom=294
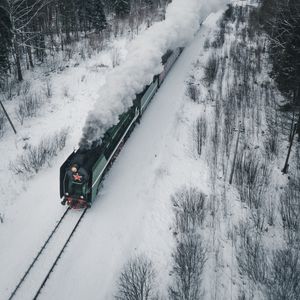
left=80, top=0, right=228, bottom=149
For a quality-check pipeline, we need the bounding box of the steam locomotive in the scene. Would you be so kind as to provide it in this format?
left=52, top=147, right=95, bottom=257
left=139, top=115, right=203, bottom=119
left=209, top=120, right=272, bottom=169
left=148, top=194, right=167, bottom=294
left=60, top=48, right=183, bottom=208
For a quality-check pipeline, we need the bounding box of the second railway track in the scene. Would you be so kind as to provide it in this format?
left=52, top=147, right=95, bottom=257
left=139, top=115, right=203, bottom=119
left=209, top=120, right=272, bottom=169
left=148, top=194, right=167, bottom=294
left=8, top=208, right=87, bottom=300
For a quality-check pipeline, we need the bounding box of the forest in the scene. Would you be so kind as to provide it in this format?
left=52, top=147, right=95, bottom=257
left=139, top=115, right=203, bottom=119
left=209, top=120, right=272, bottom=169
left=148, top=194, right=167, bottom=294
left=258, top=0, right=300, bottom=104
left=0, top=0, right=168, bottom=84
left=255, top=0, right=300, bottom=138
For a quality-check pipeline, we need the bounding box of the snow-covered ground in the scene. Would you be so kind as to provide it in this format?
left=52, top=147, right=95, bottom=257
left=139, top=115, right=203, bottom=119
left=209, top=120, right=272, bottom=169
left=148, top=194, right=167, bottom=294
left=2, top=0, right=296, bottom=299
left=0, top=1, right=228, bottom=299
left=0, top=36, right=129, bottom=297
left=0, top=15, right=220, bottom=300
left=0, top=35, right=130, bottom=211
left=40, top=14, right=224, bottom=300
left=0, top=23, right=138, bottom=300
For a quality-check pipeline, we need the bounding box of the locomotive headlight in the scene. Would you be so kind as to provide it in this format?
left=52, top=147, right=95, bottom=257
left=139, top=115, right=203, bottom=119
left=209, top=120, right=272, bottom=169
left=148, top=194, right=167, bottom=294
left=80, top=196, right=84, bottom=199
left=65, top=192, right=69, bottom=196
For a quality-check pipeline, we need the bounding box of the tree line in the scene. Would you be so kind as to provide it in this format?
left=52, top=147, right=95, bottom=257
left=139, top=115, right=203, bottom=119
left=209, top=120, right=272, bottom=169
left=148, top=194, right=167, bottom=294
left=250, top=0, right=300, bottom=171
left=0, top=0, right=167, bottom=84
left=258, top=0, right=300, bottom=106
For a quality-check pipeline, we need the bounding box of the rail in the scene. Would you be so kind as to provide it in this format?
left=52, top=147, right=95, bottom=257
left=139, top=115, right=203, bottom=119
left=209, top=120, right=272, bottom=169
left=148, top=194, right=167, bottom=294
left=8, top=208, right=87, bottom=300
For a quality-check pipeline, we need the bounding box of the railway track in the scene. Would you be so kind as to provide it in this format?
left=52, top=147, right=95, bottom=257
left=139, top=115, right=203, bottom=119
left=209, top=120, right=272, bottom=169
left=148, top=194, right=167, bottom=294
left=8, top=208, right=87, bottom=300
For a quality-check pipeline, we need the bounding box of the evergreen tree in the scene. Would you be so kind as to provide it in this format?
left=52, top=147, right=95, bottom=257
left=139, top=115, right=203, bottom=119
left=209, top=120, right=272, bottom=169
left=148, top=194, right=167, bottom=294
left=260, top=0, right=300, bottom=103
left=89, top=0, right=107, bottom=32
left=145, top=0, right=155, bottom=10
left=76, top=0, right=93, bottom=32
left=59, top=0, right=77, bottom=43
left=0, top=0, right=12, bottom=80
left=259, top=0, right=300, bottom=138
left=114, top=0, right=130, bottom=18
left=77, top=0, right=107, bottom=33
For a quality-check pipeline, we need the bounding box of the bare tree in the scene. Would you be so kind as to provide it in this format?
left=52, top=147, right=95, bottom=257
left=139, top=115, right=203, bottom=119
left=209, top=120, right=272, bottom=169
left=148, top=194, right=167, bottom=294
left=10, top=128, right=68, bottom=174
left=169, top=187, right=207, bottom=299
left=202, top=54, right=219, bottom=87
left=186, top=78, right=200, bottom=103
left=234, top=150, right=270, bottom=209
left=267, top=249, right=300, bottom=300
left=115, top=256, right=156, bottom=300
left=169, top=234, right=206, bottom=300
left=172, top=187, right=206, bottom=234
left=280, top=183, right=300, bottom=232
left=195, top=116, right=207, bottom=157
left=236, top=229, right=268, bottom=285
left=2, top=0, right=54, bottom=81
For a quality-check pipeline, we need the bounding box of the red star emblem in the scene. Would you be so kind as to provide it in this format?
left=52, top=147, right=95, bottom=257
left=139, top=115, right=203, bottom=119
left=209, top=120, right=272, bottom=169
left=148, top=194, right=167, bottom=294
left=73, top=173, right=82, bottom=181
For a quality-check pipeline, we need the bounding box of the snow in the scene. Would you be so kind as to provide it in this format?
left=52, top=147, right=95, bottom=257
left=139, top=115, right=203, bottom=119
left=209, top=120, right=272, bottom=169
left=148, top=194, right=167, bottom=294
left=4, top=1, right=287, bottom=300
left=3, top=0, right=299, bottom=298
left=0, top=8, right=227, bottom=299
left=11, top=210, right=84, bottom=300
left=0, top=35, right=132, bottom=213
left=0, top=35, right=133, bottom=299
left=39, top=15, right=223, bottom=300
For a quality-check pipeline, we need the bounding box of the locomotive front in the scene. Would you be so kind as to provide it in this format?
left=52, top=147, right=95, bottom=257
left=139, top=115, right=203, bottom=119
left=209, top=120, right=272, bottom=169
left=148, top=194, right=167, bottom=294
left=61, top=164, right=90, bottom=209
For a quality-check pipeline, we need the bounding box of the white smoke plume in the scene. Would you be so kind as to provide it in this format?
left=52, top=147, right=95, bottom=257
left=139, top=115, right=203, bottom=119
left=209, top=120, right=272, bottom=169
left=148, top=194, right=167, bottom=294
left=80, top=0, right=228, bottom=148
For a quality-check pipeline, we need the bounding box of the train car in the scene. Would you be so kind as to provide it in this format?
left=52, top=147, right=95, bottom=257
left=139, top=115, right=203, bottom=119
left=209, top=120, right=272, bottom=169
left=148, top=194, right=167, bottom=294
left=60, top=48, right=183, bottom=208
left=159, top=48, right=183, bottom=86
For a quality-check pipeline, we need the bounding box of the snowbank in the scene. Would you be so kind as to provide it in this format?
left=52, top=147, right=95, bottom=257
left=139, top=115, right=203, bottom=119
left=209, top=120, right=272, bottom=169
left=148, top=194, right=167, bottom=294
left=80, top=0, right=228, bottom=148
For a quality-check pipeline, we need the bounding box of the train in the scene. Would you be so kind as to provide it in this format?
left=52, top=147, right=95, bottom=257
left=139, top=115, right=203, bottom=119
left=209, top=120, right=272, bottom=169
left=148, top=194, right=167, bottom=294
left=60, top=47, right=183, bottom=209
